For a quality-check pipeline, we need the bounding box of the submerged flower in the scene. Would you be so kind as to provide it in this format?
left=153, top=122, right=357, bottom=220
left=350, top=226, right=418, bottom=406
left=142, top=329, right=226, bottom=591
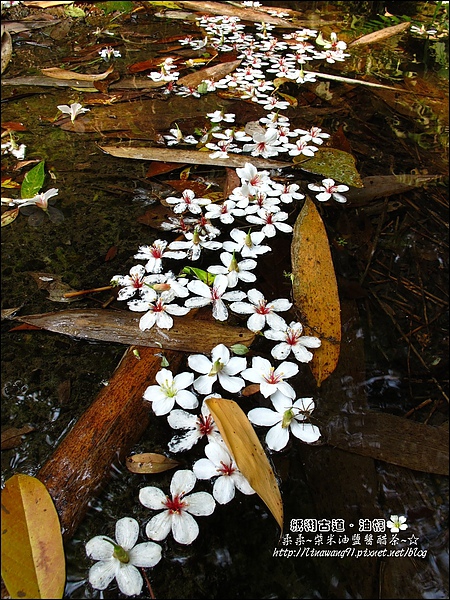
left=86, top=517, right=162, bottom=596
left=167, top=398, right=222, bottom=452
left=248, top=392, right=321, bottom=451
left=143, top=368, right=198, bottom=415
left=193, top=441, right=255, bottom=504
left=139, top=469, right=215, bottom=545
left=57, top=102, right=89, bottom=123
left=264, top=321, right=321, bottom=362
left=188, top=343, right=246, bottom=395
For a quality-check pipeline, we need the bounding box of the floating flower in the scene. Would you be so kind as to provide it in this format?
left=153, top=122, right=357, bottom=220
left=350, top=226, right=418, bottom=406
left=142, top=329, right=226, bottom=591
left=86, top=517, right=162, bottom=597
left=57, top=102, right=89, bottom=123
left=193, top=441, right=255, bottom=504
left=207, top=251, right=257, bottom=288
left=14, top=188, right=64, bottom=226
left=99, top=46, right=121, bottom=60
left=242, top=128, right=281, bottom=158
left=128, top=296, right=190, bottom=330
left=247, top=392, right=320, bottom=450
left=143, top=368, right=198, bottom=415
left=168, top=228, right=222, bottom=261
left=222, top=228, right=271, bottom=258
left=185, top=273, right=245, bottom=321
left=246, top=208, right=293, bottom=238
left=308, top=178, right=349, bottom=203
left=139, top=469, right=215, bottom=545
left=264, top=321, right=321, bottom=362
left=110, top=264, right=156, bottom=301
left=134, top=239, right=182, bottom=273
left=167, top=397, right=222, bottom=452
left=241, top=355, right=298, bottom=398
left=188, top=343, right=246, bottom=395
left=386, top=515, right=408, bottom=533
left=166, top=189, right=211, bottom=214
left=229, top=288, right=291, bottom=333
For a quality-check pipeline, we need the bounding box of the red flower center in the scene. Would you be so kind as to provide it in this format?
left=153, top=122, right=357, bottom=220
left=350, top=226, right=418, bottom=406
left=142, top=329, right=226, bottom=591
left=255, top=300, right=270, bottom=315
left=165, top=495, right=186, bottom=514
left=198, top=414, right=215, bottom=436
left=219, top=461, right=235, bottom=476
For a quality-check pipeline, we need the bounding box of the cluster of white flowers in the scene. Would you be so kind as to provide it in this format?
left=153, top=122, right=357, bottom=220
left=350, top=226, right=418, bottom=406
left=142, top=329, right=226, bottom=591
left=86, top=10, right=352, bottom=596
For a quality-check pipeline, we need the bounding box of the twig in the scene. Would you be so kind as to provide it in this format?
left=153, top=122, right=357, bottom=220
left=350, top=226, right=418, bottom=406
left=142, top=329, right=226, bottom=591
left=140, top=568, right=156, bottom=600
left=64, top=285, right=113, bottom=298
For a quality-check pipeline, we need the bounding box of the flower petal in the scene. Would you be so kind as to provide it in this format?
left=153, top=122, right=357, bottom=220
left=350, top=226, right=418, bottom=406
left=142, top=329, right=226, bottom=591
left=128, top=542, right=162, bottom=568
left=88, top=559, right=118, bottom=591
left=171, top=469, right=197, bottom=497
left=139, top=486, right=167, bottom=510
left=86, top=536, right=114, bottom=561
left=213, top=475, right=235, bottom=504
left=184, top=491, right=216, bottom=516
left=115, top=517, right=139, bottom=551
left=115, top=563, right=143, bottom=596
left=247, top=407, right=280, bottom=427
left=171, top=511, right=199, bottom=545
left=266, top=423, right=290, bottom=451
left=193, top=458, right=218, bottom=480
left=290, top=421, right=321, bottom=443
left=145, top=511, right=172, bottom=541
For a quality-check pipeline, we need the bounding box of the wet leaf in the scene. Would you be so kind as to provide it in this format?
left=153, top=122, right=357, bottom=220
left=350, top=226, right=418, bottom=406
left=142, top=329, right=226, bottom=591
left=206, top=397, right=283, bottom=530
left=1, top=28, right=12, bottom=75
left=176, top=1, right=299, bottom=26
left=1, top=177, right=21, bottom=188
left=127, top=56, right=181, bottom=74
left=241, top=384, right=261, bottom=397
left=349, top=21, right=410, bottom=46
left=29, top=272, right=79, bottom=303
left=1, top=207, right=19, bottom=226
left=181, top=266, right=215, bottom=285
left=1, top=425, right=35, bottom=450
left=96, top=0, right=136, bottom=13
left=295, top=147, right=364, bottom=188
left=291, top=198, right=341, bottom=386
left=346, top=174, right=443, bottom=204
left=21, top=160, right=45, bottom=199
left=1, top=474, right=65, bottom=599
left=177, top=59, right=241, bottom=89
left=126, top=453, right=180, bottom=474
left=100, top=145, right=291, bottom=169
left=15, top=309, right=256, bottom=353
left=41, top=65, right=114, bottom=81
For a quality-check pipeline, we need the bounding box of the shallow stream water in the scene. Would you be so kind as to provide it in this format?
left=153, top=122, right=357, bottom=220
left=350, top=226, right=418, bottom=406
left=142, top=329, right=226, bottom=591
left=1, top=1, right=448, bottom=598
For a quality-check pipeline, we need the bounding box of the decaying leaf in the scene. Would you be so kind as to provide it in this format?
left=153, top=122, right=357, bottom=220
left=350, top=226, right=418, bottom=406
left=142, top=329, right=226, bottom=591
left=14, top=309, right=256, bottom=353
left=349, top=21, right=410, bottom=47
left=1, top=474, right=65, bottom=599
left=1, top=425, right=35, bottom=450
left=126, top=453, right=179, bottom=474
left=41, top=65, right=114, bottom=81
left=1, top=207, right=19, bottom=227
left=346, top=174, right=443, bottom=204
left=295, top=147, right=364, bottom=188
left=176, top=1, right=299, bottom=27
left=291, top=198, right=341, bottom=386
left=1, top=27, right=12, bottom=75
left=28, top=272, right=79, bottom=303
left=206, top=397, right=283, bottom=531
left=100, top=145, right=291, bottom=169
left=177, top=59, right=241, bottom=89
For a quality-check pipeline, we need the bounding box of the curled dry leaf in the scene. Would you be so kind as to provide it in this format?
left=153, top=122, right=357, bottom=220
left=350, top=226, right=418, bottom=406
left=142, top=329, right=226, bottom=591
left=41, top=64, right=114, bottom=81
left=126, top=453, right=180, bottom=474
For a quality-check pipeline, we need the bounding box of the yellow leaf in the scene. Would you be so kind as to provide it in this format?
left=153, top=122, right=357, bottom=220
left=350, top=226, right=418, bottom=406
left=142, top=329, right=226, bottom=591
left=1, top=474, right=65, bottom=599
left=291, top=197, right=341, bottom=386
left=125, top=453, right=179, bottom=474
left=1, top=207, right=19, bottom=226
left=205, top=397, right=283, bottom=531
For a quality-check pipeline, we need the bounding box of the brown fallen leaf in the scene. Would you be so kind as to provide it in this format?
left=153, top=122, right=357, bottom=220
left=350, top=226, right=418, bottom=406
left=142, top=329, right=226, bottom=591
left=41, top=64, right=114, bottom=81
left=349, top=21, right=410, bottom=46
left=177, top=1, right=299, bottom=27
left=14, top=309, right=256, bottom=353
left=177, top=59, right=241, bottom=89
left=241, top=384, right=261, bottom=397
left=28, top=272, right=79, bottom=303
left=1, top=425, right=35, bottom=450
left=100, top=145, right=291, bottom=169
left=1, top=207, right=19, bottom=227
left=291, top=198, right=341, bottom=387
left=206, top=397, right=283, bottom=531
left=346, top=174, right=444, bottom=205
left=126, top=453, right=179, bottom=474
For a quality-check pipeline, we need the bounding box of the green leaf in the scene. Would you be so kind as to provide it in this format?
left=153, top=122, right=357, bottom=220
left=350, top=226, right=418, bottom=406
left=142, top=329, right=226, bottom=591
left=64, top=3, right=86, bottom=17
left=95, top=1, right=135, bottom=14
left=230, top=343, right=250, bottom=356
left=294, top=148, right=364, bottom=188
left=21, top=161, right=45, bottom=199
left=181, top=266, right=216, bottom=285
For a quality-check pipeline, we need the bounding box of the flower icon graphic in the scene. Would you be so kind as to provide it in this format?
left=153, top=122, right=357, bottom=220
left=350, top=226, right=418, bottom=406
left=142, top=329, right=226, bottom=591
left=387, top=515, right=408, bottom=532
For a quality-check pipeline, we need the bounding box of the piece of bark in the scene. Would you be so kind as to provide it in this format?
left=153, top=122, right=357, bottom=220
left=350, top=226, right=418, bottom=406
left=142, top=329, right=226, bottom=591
left=37, top=346, right=184, bottom=539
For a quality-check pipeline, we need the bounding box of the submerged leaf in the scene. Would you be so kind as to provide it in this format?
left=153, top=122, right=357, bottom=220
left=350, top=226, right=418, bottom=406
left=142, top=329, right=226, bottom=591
left=1, top=207, right=19, bottom=226
left=177, top=59, right=241, bottom=89
left=206, top=397, right=283, bottom=530
left=291, top=198, right=341, bottom=386
left=14, top=309, right=256, bottom=353
left=41, top=65, right=114, bottom=81
left=349, top=21, right=410, bottom=46
left=295, top=147, right=364, bottom=188
left=1, top=425, right=35, bottom=450
left=21, top=160, right=45, bottom=199
left=126, top=453, right=179, bottom=474
left=1, top=474, right=65, bottom=599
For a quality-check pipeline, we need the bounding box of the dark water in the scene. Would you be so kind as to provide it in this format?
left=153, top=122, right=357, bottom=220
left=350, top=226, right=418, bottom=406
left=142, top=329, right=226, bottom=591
left=1, top=1, right=448, bottom=598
